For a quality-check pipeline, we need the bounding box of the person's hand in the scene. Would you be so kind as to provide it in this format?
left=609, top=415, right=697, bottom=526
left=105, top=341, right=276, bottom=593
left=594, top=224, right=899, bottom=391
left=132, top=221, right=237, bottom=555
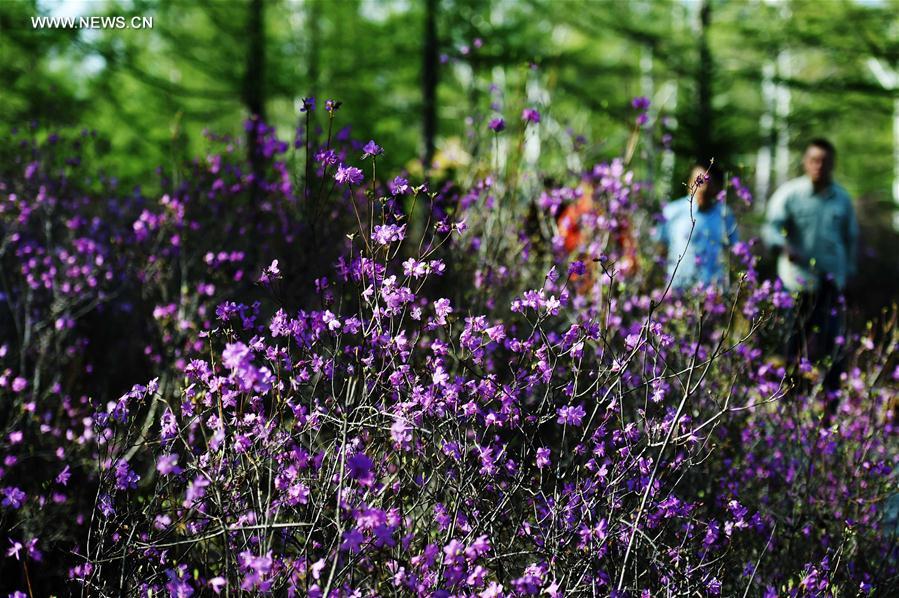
left=784, top=245, right=804, bottom=264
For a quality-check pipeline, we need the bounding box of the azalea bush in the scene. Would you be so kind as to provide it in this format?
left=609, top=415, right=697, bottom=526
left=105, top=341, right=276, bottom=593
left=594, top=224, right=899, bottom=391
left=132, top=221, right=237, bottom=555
left=1, top=101, right=897, bottom=597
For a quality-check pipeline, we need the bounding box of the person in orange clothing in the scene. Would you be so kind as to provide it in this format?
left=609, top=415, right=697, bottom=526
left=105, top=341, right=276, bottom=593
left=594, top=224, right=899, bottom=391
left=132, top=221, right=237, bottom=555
left=556, top=180, right=639, bottom=290
left=557, top=185, right=593, bottom=255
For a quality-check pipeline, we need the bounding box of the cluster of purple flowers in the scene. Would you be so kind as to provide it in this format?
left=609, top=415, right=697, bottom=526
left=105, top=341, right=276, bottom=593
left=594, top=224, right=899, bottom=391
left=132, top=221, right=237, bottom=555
left=0, top=104, right=896, bottom=597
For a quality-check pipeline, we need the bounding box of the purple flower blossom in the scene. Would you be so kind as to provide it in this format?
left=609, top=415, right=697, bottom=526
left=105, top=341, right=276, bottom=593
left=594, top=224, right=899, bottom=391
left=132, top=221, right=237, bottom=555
left=156, top=453, right=182, bottom=476
left=341, top=528, right=365, bottom=553
left=98, top=494, right=115, bottom=518
left=556, top=404, right=586, bottom=427
left=631, top=96, right=651, bottom=111
left=1, top=487, right=26, bottom=509
left=372, top=223, right=406, bottom=245
left=114, top=460, right=140, bottom=490
left=160, top=407, right=178, bottom=441
left=239, top=550, right=273, bottom=577
left=488, top=118, right=506, bottom=132
left=390, top=417, right=412, bottom=450
left=184, top=476, right=210, bottom=507
left=347, top=452, right=374, bottom=484
left=372, top=524, right=396, bottom=548
left=568, top=260, right=586, bottom=276
left=7, top=539, right=23, bottom=560
left=521, top=108, right=541, bottom=123
left=334, top=163, right=364, bottom=186
left=362, top=140, right=383, bottom=158
left=433, top=298, right=453, bottom=326
left=209, top=577, right=227, bottom=595
left=536, top=448, right=551, bottom=469
left=258, top=259, right=281, bottom=284
left=315, top=148, right=338, bottom=166
left=11, top=102, right=895, bottom=596
left=56, top=465, right=71, bottom=486
left=390, top=176, right=410, bottom=195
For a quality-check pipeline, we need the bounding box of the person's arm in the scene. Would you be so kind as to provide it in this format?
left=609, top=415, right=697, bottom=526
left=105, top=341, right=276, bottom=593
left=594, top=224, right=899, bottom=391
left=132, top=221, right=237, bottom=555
left=653, top=208, right=670, bottom=257
left=725, top=207, right=739, bottom=246
left=845, top=196, right=859, bottom=280
left=763, top=186, right=801, bottom=262
left=762, top=186, right=788, bottom=254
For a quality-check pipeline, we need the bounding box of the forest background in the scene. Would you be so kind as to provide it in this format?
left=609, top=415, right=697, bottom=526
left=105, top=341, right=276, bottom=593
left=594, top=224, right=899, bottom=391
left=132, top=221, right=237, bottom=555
left=3, top=0, right=899, bottom=313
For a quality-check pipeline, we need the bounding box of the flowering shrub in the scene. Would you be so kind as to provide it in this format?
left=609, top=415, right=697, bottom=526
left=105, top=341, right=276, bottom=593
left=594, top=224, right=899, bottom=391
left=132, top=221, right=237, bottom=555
left=1, top=104, right=897, bottom=596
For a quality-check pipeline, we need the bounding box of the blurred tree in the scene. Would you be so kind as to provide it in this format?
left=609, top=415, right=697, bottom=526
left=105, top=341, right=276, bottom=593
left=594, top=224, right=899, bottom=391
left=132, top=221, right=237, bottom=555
left=423, top=0, right=439, bottom=170
left=0, top=0, right=86, bottom=128
left=1, top=0, right=896, bottom=220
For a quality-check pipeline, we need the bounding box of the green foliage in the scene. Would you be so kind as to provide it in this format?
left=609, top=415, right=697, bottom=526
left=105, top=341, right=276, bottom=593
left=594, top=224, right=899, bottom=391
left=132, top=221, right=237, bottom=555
left=0, top=0, right=896, bottom=207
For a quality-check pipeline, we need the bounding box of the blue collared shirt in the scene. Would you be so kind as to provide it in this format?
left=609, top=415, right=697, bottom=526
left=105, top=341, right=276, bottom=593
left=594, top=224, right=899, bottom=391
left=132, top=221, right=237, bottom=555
left=762, top=177, right=858, bottom=292
left=656, top=197, right=739, bottom=289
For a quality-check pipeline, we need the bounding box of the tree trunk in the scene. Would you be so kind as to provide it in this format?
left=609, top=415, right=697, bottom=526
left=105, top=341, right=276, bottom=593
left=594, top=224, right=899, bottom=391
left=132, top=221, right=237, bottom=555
left=307, top=0, right=321, bottom=98
left=755, top=61, right=775, bottom=209
left=695, top=0, right=714, bottom=165
left=245, top=0, right=266, bottom=204
left=866, top=58, right=899, bottom=228
left=773, top=49, right=792, bottom=189
left=422, top=0, right=438, bottom=173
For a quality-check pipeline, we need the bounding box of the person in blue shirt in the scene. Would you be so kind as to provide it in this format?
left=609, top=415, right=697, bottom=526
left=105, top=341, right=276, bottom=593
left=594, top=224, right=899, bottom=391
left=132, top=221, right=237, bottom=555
left=763, top=138, right=859, bottom=392
left=656, top=163, right=739, bottom=290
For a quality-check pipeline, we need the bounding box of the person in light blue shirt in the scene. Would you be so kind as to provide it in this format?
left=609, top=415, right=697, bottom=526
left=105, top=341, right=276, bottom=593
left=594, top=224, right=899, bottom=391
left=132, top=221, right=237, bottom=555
left=763, top=138, right=859, bottom=392
left=763, top=139, right=859, bottom=293
left=656, top=164, right=739, bottom=290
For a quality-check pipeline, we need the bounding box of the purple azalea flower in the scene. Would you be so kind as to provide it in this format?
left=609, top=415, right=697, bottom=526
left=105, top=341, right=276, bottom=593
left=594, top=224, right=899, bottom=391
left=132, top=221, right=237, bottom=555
left=184, top=476, right=210, bottom=507
left=334, top=164, right=364, bottom=186
left=341, top=528, right=365, bottom=553
left=568, top=260, right=586, bottom=276
left=23, top=538, right=41, bottom=562
left=7, top=539, right=23, bottom=560
left=209, top=577, right=227, bottom=595
left=156, top=453, right=182, bottom=476
left=372, top=224, right=406, bottom=245
left=114, top=460, right=140, bottom=491
left=536, top=447, right=551, bottom=469
left=488, top=118, right=506, bottom=132
left=556, top=404, right=586, bottom=427
left=362, top=140, right=383, bottom=158
left=160, top=408, right=178, bottom=441
left=521, top=108, right=541, bottom=124
left=315, top=148, right=338, bottom=166
left=56, top=465, right=71, bottom=486
left=390, top=176, right=410, bottom=195
left=1, top=487, right=26, bottom=509
left=239, top=550, right=273, bottom=576
left=98, top=493, right=115, bottom=518
left=347, top=452, right=374, bottom=483
left=631, top=96, right=651, bottom=111
left=390, top=417, right=412, bottom=450
left=258, top=259, right=281, bottom=284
